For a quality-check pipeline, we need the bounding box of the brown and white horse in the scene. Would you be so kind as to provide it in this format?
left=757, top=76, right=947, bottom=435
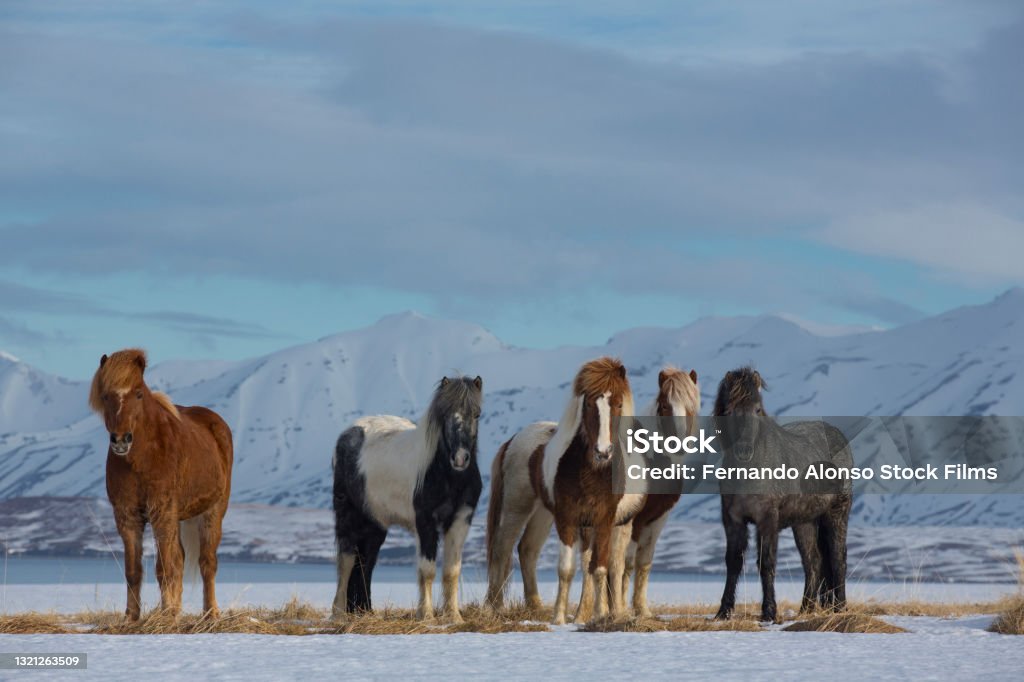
left=576, top=367, right=700, bottom=618
left=486, top=357, right=637, bottom=624
left=90, top=349, right=233, bottom=620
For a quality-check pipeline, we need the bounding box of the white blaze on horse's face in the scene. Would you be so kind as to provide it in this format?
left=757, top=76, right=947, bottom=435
left=450, top=413, right=471, bottom=471
left=595, top=391, right=613, bottom=462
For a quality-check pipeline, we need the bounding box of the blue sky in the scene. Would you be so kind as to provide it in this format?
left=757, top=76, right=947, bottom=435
left=2, top=1, right=1022, bottom=378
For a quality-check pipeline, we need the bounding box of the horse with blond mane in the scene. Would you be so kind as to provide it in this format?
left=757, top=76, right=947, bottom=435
left=486, top=357, right=636, bottom=624
left=575, top=366, right=700, bottom=619
left=90, top=349, right=233, bottom=620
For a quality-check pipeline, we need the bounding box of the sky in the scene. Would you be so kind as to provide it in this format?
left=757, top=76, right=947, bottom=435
left=1, top=0, right=1022, bottom=378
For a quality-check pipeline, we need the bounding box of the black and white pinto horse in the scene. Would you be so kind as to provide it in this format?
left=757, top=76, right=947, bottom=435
left=331, top=376, right=483, bottom=622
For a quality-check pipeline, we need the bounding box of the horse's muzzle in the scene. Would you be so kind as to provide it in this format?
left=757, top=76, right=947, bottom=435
left=450, top=448, right=471, bottom=471
left=594, top=447, right=614, bottom=464
left=110, top=432, right=133, bottom=457
left=731, top=443, right=755, bottom=463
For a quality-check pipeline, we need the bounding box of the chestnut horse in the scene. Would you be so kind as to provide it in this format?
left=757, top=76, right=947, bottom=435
left=577, top=366, right=700, bottom=619
left=90, top=349, right=233, bottom=619
left=486, top=357, right=637, bottom=624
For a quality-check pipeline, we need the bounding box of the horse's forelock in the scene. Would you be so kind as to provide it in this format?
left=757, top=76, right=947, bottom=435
left=423, top=376, right=482, bottom=452
left=658, top=366, right=700, bottom=415
left=89, top=348, right=147, bottom=414
left=573, top=357, right=632, bottom=405
left=714, top=366, right=765, bottom=416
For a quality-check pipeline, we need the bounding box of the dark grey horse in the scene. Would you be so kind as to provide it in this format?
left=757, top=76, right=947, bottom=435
left=712, top=367, right=852, bottom=623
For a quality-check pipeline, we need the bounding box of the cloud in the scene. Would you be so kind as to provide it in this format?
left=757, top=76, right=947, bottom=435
left=820, top=203, right=1024, bottom=285
left=828, top=293, right=925, bottom=325
left=0, top=7, right=1021, bottom=319
left=0, top=316, right=56, bottom=347
left=0, top=279, right=280, bottom=341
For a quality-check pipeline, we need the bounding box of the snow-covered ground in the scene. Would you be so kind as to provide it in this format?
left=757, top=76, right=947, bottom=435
left=3, top=617, right=1022, bottom=682
left=1, top=574, right=1022, bottom=682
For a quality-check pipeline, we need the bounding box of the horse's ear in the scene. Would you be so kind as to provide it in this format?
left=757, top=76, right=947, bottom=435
left=689, top=369, right=698, bottom=384
left=134, top=354, right=146, bottom=372
left=753, top=371, right=763, bottom=390
left=618, top=364, right=627, bottom=379
left=99, top=354, right=108, bottom=368
left=723, top=371, right=732, bottom=384
left=473, top=376, right=483, bottom=390
left=440, top=377, right=449, bottom=387
left=658, top=369, right=669, bottom=388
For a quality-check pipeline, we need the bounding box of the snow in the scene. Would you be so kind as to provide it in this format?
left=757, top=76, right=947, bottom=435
left=1, top=575, right=1022, bottom=682
left=4, top=621, right=1023, bottom=682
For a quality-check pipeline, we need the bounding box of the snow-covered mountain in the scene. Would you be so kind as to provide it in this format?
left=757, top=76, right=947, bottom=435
left=1, top=290, right=1022, bottom=523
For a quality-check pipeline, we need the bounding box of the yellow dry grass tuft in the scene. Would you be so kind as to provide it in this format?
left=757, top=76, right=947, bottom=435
left=782, top=612, right=907, bottom=634
left=988, top=550, right=1024, bottom=635
left=581, top=615, right=762, bottom=633
left=0, top=613, right=73, bottom=634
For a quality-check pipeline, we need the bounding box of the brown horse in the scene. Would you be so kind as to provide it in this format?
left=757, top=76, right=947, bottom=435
left=486, top=357, right=636, bottom=624
left=90, top=349, right=233, bottom=620
left=577, top=366, right=700, bottom=618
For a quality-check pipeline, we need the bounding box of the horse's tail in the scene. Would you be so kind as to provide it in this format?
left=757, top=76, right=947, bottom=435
left=180, top=517, right=202, bottom=585
left=486, top=438, right=512, bottom=565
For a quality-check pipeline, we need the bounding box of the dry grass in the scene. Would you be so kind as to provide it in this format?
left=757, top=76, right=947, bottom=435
left=988, top=551, right=1024, bottom=635
left=0, top=593, right=1013, bottom=636
left=0, top=613, right=74, bottom=634
left=783, top=613, right=907, bottom=634
left=581, top=615, right=761, bottom=633
left=648, top=598, right=1003, bottom=619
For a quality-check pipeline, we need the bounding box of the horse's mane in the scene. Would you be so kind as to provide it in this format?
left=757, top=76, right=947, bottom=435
left=713, top=366, right=766, bottom=416
left=546, top=356, right=634, bottom=467
left=89, top=348, right=180, bottom=420
left=421, top=376, right=483, bottom=457
left=654, top=366, right=700, bottom=415
left=151, top=391, right=181, bottom=420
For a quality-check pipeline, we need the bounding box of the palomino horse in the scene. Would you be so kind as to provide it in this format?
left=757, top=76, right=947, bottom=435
left=713, top=367, right=852, bottom=622
left=486, top=357, right=637, bottom=624
left=331, top=376, right=483, bottom=623
left=577, top=366, right=700, bottom=619
left=90, top=349, right=233, bottom=620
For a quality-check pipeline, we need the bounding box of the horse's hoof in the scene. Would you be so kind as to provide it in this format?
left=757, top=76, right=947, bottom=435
left=760, top=611, right=778, bottom=624
left=526, top=597, right=544, bottom=612
left=447, top=612, right=464, bottom=625
left=552, top=614, right=567, bottom=626
left=713, top=609, right=732, bottom=621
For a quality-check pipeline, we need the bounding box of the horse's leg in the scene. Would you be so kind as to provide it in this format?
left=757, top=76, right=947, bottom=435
left=588, top=518, right=614, bottom=621
left=715, top=519, right=748, bottom=620
left=414, top=516, right=440, bottom=620
left=574, top=527, right=594, bottom=623
left=552, top=522, right=579, bottom=625
left=331, top=550, right=356, bottom=621
left=792, top=522, right=822, bottom=614
left=607, top=522, right=632, bottom=617
left=823, top=505, right=850, bottom=611
left=518, top=506, right=553, bottom=612
left=114, top=510, right=145, bottom=620
left=441, top=506, right=474, bottom=624
left=485, top=506, right=532, bottom=611
left=755, top=515, right=780, bottom=623
left=633, top=512, right=669, bottom=617
left=352, top=526, right=387, bottom=613
left=197, top=504, right=226, bottom=618
left=151, top=510, right=184, bottom=615
left=622, top=538, right=636, bottom=610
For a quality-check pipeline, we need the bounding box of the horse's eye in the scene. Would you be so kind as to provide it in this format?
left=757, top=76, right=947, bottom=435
left=136, top=390, right=143, bottom=400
